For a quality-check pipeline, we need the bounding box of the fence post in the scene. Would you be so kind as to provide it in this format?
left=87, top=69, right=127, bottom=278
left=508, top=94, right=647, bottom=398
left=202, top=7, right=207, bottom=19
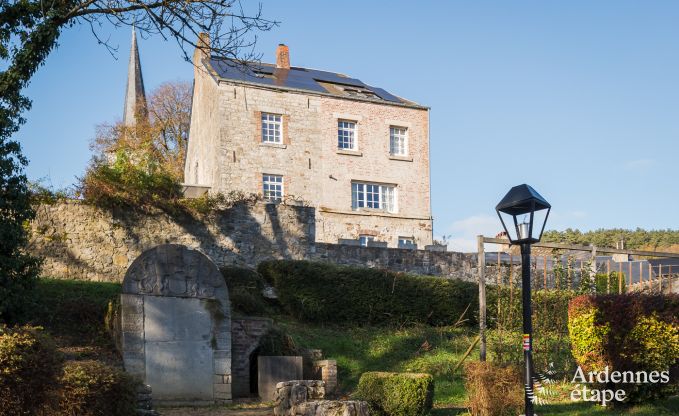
left=658, top=264, right=662, bottom=293
left=543, top=255, right=547, bottom=289
left=619, top=262, right=623, bottom=294
left=607, top=260, right=611, bottom=294
left=628, top=262, right=633, bottom=289
left=477, top=235, right=486, bottom=362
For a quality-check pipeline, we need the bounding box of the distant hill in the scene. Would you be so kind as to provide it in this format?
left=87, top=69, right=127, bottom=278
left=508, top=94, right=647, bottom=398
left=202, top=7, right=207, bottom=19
left=542, top=228, right=679, bottom=252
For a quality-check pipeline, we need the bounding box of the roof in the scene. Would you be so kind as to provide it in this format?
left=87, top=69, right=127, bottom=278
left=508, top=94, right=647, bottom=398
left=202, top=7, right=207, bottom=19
left=207, top=58, right=425, bottom=108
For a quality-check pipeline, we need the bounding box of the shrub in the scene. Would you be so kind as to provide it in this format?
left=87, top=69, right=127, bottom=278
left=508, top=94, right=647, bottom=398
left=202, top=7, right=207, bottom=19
left=57, top=360, right=138, bottom=416
left=568, top=294, right=679, bottom=402
left=257, top=260, right=478, bottom=326
left=464, top=361, right=522, bottom=416
left=220, top=266, right=271, bottom=315
left=487, top=330, right=575, bottom=377
left=0, top=325, right=62, bottom=415
left=354, top=372, right=434, bottom=416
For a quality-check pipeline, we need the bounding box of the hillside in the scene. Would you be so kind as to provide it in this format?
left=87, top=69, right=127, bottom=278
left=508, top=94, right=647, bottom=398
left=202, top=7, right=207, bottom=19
left=542, top=228, right=679, bottom=252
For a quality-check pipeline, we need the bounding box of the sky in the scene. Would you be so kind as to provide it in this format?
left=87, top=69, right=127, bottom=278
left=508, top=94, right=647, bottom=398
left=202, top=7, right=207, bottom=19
left=16, top=1, right=679, bottom=252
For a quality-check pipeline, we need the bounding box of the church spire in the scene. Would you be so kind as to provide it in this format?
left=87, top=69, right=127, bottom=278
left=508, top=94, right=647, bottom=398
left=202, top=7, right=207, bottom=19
left=123, top=27, right=147, bottom=126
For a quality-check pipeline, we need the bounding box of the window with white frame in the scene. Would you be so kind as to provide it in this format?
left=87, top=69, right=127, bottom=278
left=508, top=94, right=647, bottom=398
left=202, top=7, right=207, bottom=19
left=261, top=113, right=282, bottom=143
left=359, top=235, right=374, bottom=247
left=398, top=237, right=416, bottom=248
left=262, top=174, right=283, bottom=201
left=351, top=182, right=396, bottom=213
left=389, top=126, right=408, bottom=156
left=338, top=120, right=357, bottom=150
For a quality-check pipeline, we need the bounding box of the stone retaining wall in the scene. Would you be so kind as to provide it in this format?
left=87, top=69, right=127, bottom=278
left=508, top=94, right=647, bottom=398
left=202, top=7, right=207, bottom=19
left=28, top=200, right=483, bottom=282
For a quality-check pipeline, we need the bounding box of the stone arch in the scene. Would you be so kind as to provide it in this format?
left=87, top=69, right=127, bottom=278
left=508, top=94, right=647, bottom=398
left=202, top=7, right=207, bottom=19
left=120, top=244, right=232, bottom=403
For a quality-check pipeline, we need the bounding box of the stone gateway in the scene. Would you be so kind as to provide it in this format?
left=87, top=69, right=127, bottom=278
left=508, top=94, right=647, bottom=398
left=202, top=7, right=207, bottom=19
left=120, top=244, right=232, bottom=403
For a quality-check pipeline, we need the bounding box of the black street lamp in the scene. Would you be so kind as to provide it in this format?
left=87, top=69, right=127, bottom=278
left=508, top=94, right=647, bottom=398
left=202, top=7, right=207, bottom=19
left=496, top=184, right=550, bottom=416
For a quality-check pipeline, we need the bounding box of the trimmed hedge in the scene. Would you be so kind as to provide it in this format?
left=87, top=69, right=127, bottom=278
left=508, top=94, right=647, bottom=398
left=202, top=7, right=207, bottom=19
left=0, top=325, right=63, bottom=415
left=257, top=260, right=478, bottom=326
left=354, top=372, right=434, bottom=416
left=568, top=294, right=679, bottom=402
left=220, top=266, right=271, bottom=315
left=58, top=360, right=138, bottom=416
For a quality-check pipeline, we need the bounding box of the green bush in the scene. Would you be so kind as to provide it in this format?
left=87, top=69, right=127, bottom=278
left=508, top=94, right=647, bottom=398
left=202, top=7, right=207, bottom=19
left=0, top=325, right=62, bottom=415
left=57, top=360, right=138, bottom=416
left=487, top=329, right=575, bottom=377
left=257, top=260, right=478, bottom=326
left=487, top=287, right=576, bottom=333
left=220, top=266, right=271, bottom=315
left=568, top=294, right=679, bottom=402
left=354, top=372, right=434, bottom=416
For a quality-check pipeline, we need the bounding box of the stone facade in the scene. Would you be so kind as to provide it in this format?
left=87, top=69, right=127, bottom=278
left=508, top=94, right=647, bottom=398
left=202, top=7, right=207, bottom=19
left=231, top=317, right=274, bottom=398
left=184, top=43, right=432, bottom=249
left=28, top=201, right=491, bottom=283
left=120, top=245, right=232, bottom=403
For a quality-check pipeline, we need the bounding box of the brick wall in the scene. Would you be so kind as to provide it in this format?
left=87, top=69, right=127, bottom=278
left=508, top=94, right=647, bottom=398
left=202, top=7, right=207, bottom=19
left=231, top=317, right=273, bottom=398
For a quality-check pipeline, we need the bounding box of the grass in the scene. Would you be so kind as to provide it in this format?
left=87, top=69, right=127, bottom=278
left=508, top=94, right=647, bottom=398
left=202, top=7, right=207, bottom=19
left=277, top=319, right=477, bottom=405
left=24, top=278, right=122, bottom=363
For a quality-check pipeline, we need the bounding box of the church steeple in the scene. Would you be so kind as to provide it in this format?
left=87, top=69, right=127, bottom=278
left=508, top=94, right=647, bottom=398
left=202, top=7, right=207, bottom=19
left=123, top=27, right=147, bottom=126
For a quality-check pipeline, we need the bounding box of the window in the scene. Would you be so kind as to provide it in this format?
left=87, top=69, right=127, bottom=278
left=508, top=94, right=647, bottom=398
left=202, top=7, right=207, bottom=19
left=263, top=174, right=283, bottom=201
left=352, top=182, right=396, bottom=212
left=338, top=120, right=357, bottom=150
left=261, top=113, right=282, bottom=143
left=390, top=126, right=408, bottom=156
left=398, top=237, right=416, bottom=248
left=359, top=235, right=374, bottom=247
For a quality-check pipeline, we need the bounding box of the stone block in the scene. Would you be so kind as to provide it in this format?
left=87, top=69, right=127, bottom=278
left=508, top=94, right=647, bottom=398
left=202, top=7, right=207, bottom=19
left=258, top=356, right=303, bottom=401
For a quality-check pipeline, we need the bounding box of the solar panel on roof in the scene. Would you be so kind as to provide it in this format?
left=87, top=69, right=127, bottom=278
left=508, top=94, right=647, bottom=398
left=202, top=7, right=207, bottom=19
left=208, top=58, right=409, bottom=105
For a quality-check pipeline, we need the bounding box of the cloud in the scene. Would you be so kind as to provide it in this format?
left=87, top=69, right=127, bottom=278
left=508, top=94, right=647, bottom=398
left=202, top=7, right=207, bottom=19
left=624, top=158, right=655, bottom=171
left=437, top=214, right=505, bottom=253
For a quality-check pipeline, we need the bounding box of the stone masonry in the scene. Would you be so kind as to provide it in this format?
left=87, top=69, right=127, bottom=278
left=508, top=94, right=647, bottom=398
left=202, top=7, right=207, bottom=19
left=184, top=40, right=432, bottom=248
left=273, top=381, right=369, bottom=416
left=28, top=200, right=484, bottom=283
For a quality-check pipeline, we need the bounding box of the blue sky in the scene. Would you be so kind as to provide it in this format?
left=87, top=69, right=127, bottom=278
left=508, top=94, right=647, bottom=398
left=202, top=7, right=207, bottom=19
left=17, top=1, right=679, bottom=251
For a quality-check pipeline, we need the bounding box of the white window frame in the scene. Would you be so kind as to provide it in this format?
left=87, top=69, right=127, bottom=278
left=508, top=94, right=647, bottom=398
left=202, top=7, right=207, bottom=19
left=389, top=126, right=408, bottom=156
left=262, top=174, right=284, bottom=202
left=261, top=113, right=282, bottom=144
left=338, top=120, right=357, bottom=150
left=398, top=237, right=416, bottom=248
left=351, top=182, right=397, bottom=213
left=359, top=235, right=375, bottom=247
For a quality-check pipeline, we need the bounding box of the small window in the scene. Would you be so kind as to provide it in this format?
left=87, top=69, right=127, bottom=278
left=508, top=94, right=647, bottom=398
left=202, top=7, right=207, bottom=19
left=398, top=237, right=416, bottom=249
left=263, top=174, right=283, bottom=201
left=359, top=235, right=375, bottom=247
left=338, top=120, right=357, bottom=150
left=262, top=113, right=282, bottom=143
left=390, top=126, right=408, bottom=156
left=352, top=182, right=396, bottom=213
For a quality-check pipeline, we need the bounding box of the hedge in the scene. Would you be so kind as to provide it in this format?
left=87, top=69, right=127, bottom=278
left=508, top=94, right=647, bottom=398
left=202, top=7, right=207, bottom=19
left=354, top=372, right=434, bottom=416
left=220, top=266, right=271, bottom=315
left=487, top=287, right=576, bottom=333
left=568, top=294, right=679, bottom=402
left=257, top=260, right=478, bottom=326
left=0, top=325, right=62, bottom=416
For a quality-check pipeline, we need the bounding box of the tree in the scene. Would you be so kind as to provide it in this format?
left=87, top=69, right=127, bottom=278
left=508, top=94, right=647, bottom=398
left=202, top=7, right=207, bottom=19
left=82, top=81, right=192, bottom=206
left=0, top=1, right=276, bottom=322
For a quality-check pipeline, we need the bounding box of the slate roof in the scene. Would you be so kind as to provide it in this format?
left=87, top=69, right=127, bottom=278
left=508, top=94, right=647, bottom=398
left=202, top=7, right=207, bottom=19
left=207, top=58, right=425, bottom=108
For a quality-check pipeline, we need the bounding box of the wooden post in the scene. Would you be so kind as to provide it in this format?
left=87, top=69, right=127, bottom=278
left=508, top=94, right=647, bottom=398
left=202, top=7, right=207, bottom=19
left=497, top=252, right=501, bottom=286
left=628, top=262, right=633, bottom=289
left=619, top=262, right=623, bottom=294
left=658, top=264, right=662, bottom=293
left=639, top=262, right=643, bottom=289
left=543, top=255, right=547, bottom=289
left=477, top=236, right=486, bottom=362
left=671, top=265, right=673, bottom=294
left=607, top=260, right=611, bottom=294
left=567, top=259, right=572, bottom=289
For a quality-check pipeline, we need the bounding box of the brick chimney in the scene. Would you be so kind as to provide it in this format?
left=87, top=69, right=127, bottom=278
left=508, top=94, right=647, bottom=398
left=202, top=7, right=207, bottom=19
left=193, top=32, right=211, bottom=64
left=276, top=44, right=290, bottom=69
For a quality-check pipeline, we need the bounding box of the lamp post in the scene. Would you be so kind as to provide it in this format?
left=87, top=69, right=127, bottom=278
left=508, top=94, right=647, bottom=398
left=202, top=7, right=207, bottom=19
left=495, top=184, right=551, bottom=416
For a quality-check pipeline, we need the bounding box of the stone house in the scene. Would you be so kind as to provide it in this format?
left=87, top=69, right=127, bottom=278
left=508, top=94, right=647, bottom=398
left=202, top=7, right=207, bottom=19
left=184, top=35, right=433, bottom=248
